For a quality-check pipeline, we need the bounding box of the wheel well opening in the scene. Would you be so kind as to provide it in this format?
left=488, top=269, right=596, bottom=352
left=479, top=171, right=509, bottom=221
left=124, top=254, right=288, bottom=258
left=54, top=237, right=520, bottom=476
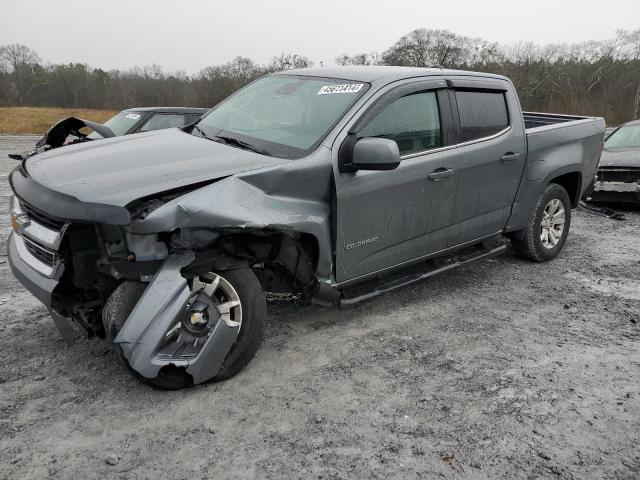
left=181, top=230, right=320, bottom=296
left=550, top=172, right=582, bottom=207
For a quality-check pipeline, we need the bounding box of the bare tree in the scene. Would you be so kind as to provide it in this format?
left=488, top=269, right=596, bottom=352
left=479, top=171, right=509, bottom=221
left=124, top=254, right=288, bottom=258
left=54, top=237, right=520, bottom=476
left=335, top=53, right=380, bottom=66
left=267, top=53, right=313, bottom=71
left=0, top=43, right=44, bottom=104
left=380, top=29, right=494, bottom=68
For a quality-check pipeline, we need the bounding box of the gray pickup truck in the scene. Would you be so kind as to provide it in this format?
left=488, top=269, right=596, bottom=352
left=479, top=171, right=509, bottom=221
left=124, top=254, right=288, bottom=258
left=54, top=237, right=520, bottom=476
left=8, top=67, right=605, bottom=389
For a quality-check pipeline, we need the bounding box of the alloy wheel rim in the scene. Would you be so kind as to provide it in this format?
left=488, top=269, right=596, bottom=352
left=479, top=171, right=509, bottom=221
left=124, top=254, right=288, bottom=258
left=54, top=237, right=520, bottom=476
left=540, top=198, right=565, bottom=249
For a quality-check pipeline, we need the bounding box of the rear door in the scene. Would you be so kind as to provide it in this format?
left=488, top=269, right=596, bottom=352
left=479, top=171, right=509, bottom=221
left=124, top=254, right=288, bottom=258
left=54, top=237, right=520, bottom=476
left=446, top=77, right=526, bottom=243
left=334, top=78, right=460, bottom=284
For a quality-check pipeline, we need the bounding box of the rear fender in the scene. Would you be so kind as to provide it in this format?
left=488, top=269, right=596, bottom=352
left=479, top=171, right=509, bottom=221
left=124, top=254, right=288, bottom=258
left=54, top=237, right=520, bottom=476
left=506, top=120, right=604, bottom=233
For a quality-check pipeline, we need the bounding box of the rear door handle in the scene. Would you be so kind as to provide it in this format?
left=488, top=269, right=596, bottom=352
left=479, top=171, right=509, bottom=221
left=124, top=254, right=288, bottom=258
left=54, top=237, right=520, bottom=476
left=428, top=168, right=455, bottom=181
left=500, top=152, right=521, bottom=163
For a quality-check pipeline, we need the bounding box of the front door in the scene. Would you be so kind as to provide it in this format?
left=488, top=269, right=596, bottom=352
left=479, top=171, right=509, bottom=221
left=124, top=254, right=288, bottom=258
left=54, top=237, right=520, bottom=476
left=334, top=82, right=460, bottom=284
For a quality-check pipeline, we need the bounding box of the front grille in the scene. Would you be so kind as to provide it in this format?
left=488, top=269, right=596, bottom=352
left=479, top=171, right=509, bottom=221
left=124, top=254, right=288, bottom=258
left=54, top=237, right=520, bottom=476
left=598, top=167, right=640, bottom=184
left=20, top=201, right=66, bottom=230
left=22, top=236, right=58, bottom=267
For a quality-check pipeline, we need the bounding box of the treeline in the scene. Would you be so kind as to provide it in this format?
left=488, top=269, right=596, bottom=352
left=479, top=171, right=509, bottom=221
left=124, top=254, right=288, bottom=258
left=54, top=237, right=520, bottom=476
left=1, top=29, right=639, bottom=125
left=0, top=50, right=313, bottom=112
left=337, top=29, right=640, bottom=125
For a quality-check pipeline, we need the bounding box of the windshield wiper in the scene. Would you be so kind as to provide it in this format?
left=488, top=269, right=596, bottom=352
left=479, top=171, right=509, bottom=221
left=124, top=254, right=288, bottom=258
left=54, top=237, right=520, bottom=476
left=193, top=127, right=273, bottom=156
left=212, top=135, right=271, bottom=156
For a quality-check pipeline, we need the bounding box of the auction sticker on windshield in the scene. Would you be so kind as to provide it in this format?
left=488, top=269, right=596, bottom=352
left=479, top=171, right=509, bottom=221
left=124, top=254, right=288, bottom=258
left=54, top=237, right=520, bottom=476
left=317, top=84, right=364, bottom=95
left=125, top=113, right=141, bottom=120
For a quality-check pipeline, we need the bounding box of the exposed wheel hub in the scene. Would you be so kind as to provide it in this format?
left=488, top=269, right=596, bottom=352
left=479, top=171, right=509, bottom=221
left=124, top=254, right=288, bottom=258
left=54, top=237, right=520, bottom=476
left=182, top=295, right=220, bottom=337
left=154, top=272, right=243, bottom=361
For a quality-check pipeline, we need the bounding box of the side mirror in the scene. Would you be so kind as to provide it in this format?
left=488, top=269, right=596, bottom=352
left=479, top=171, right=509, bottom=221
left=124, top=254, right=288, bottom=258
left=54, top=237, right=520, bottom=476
left=345, top=137, right=400, bottom=172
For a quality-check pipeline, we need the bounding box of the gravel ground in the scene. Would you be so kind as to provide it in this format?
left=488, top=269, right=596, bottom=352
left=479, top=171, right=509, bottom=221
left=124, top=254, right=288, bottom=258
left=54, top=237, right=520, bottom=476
left=0, top=135, right=638, bottom=480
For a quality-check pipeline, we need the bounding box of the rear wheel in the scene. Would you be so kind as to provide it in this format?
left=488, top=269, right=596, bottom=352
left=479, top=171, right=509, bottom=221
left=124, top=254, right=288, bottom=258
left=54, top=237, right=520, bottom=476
left=511, top=183, right=572, bottom=262
left=102, top=267, right=266, bottom=389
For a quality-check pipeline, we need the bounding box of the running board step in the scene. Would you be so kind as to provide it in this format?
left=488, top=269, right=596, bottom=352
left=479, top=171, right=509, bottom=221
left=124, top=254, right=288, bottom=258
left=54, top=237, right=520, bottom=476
left=339, top=240, right=507, bottom=308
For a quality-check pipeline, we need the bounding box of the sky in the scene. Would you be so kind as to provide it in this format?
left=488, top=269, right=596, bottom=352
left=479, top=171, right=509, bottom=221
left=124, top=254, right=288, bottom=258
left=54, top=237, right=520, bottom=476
left=0, top=0, right=638, bottom=73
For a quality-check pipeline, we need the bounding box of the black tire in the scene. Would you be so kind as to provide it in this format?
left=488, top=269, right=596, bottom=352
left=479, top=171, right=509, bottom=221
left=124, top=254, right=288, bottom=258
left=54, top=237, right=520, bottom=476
left=511, top=183, right=572, bottom=262
left=102, top=280, right=146, bottom=343
left=211, top=267, right=266, bottom=381
left=103, top=281, right=190, bottom=390
left=102, top=267, right=266, bottom=389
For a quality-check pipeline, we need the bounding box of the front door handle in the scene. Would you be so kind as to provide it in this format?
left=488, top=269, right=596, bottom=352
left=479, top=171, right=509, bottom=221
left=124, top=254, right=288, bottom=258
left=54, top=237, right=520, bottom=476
left=428, top=168, right=455, bottom=181
left=500, top=152, right=521, bottom=163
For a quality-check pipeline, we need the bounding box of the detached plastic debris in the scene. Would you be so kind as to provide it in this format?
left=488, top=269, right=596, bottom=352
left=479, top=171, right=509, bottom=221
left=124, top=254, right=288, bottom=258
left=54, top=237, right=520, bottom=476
left=579, top=200, right=625, bottom=221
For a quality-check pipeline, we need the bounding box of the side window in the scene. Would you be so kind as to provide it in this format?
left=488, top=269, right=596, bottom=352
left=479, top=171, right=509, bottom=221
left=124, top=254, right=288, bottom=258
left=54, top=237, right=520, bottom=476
left=455, top=90, right=509, bottom=142
left=140, top=114, right=188, bottom=132
left=359, top=91, right=442, bottom=156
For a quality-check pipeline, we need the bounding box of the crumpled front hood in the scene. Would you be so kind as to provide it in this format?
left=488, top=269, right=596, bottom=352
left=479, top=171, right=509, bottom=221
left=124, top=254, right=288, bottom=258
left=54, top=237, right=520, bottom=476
left=24, top=128, right=287, bottom=206
left=599, top=146, right=640, bottom=169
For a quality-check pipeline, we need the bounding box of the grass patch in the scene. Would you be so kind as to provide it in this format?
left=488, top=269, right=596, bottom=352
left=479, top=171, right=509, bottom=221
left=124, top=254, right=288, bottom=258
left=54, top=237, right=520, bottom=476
left=0, top=107, right=118, bottom=135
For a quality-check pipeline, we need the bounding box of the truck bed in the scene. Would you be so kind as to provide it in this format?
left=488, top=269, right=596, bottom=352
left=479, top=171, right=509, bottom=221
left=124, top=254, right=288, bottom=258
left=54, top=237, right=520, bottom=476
left=523, top=111, right=597, bottom=130
left=523, top=112, right=606, bottom=202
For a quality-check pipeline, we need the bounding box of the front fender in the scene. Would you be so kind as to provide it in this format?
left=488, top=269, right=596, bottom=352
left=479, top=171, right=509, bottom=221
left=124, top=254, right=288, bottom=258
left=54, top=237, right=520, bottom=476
left=127, top=151, right=334, bottom=280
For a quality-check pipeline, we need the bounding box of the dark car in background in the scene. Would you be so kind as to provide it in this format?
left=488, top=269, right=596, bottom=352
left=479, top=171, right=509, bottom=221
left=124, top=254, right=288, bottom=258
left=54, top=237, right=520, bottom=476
left=9, top=107, right=209, bottom=160
left=589, top=119, right=640, bottom=203
left=87, top=107, right=209, bottom=139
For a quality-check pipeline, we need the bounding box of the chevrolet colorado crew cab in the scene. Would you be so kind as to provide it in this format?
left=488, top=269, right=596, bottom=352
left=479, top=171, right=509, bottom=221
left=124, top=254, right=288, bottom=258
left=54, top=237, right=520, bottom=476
left=8, top=67, right=605, bottom=389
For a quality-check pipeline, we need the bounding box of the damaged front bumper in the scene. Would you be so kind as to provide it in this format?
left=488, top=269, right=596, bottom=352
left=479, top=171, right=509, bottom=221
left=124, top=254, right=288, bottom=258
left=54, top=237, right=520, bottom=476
left=8, top=191, right=77, bottom=344
left=588, top=167, right=640, bottom=203
left=8, top=189, right=86, bottom=345
left=9, top=225, right=241, bottom=383
left=7, top=232, right=78, bottom=345
left=9, top=169, right=245, bottom=384
left=9, top=233, right=241, bottom=383
left=590, top=180, right=640, bottom=203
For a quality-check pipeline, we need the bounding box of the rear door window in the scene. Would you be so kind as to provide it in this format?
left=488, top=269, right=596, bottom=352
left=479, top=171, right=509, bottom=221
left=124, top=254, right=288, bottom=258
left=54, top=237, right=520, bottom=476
left=358, top=91, right=442, bottom=156
left=455, top=91, right=509, bottom=142
left=139, top=114, right=188, bottom=132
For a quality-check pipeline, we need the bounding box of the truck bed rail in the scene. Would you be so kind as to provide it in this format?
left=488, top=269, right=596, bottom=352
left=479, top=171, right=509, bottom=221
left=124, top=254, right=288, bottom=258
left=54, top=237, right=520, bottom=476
left=524, top=111, right=594, bottom=130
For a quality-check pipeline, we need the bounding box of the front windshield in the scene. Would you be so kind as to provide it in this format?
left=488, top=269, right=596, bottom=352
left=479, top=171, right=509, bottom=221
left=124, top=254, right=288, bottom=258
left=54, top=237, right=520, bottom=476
left=196, top=75, right=370, bottom=159
left=86, top=111, right=144, bottom=139
left=605, top=124, right=640, bottom=148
